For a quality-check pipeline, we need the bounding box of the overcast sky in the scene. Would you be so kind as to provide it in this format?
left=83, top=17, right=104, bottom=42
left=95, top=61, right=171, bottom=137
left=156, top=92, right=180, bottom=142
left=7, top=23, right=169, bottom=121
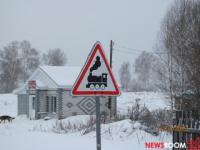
left=0, top=0, right=173, bottom=79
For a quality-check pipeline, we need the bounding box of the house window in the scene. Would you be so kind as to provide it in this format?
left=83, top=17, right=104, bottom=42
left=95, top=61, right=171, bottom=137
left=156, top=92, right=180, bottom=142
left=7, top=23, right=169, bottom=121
left=32, top=97, right=35, bottom=109
left=51, top=96, right=57, bottom=113
left=46, top=95, right=57, bottom=113
left=53, top=97, right=57, bottom=113
left=108, top=97, right=112, bottom=109
left=51, top=96, right=54, bottom=112
left=46, top=96, right=49, bottom=112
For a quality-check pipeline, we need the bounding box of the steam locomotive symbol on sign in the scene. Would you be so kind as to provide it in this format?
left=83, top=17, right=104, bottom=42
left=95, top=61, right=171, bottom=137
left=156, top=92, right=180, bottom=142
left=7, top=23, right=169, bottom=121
left=86, top=56, right=108, bottom=90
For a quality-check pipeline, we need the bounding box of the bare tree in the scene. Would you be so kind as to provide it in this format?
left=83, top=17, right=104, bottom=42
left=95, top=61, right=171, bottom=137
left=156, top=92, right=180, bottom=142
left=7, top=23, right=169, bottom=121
left=43, top=48, right=67, bottom=66
left=20, top=40, right=40, bottom=83
left=160, top=0, right=200, bottom=93
left=119, top=62, right=131, bottom=90
left=157, top=0, right=200, bottom=108
left=0, top=40, right=68, bottom=93
left=0, top=41, right=21, bottom=93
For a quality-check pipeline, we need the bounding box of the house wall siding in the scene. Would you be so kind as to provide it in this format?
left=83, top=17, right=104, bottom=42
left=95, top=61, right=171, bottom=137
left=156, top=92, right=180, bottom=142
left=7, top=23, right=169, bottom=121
left=36, top=90, right=60, bottom=119
left=18, top=94, right=28, bottom=116
left=57, top=89, right=64, bottom=119
left=19, top=89, right=117, bottom=120
left=62, top=90, right=114, bottom=118
left=36, top=90, right=48, bottom=119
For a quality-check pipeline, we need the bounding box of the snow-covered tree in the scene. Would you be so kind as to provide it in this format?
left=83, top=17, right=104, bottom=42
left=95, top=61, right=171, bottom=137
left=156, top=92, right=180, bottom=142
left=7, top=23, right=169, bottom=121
left=20, top=40, right=40, bottom=83
left=43, top=48, right=67, bottom=66
left=119, top=62, right=131, bottom=90
left=134, top=51, right=157, bottom=91
left=0, top=41, right=21, bottom=93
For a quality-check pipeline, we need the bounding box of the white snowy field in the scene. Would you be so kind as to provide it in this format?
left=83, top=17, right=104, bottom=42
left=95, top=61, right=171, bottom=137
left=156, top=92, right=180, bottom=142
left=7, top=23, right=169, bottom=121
left=0, top=92, right=172, bottom=150
left=0, top=93, right=17, bottom=117
left=117, top=92, right=170, bottom=114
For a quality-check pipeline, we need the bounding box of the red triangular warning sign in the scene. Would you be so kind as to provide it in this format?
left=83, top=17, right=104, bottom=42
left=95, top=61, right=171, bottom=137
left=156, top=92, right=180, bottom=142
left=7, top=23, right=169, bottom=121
left=71, top=42, right=120, bottom=96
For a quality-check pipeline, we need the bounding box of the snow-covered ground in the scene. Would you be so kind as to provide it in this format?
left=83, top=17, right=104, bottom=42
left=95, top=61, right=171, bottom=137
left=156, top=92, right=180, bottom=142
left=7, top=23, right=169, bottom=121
left=0, top=92, right=172, bottom=150
left=0, top=94, right=17, bottom=117
left=117, top=92, right=170, bottom=114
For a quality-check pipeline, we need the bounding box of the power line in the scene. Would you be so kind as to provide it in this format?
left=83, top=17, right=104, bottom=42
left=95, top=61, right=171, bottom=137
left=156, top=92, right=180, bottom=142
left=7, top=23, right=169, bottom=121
left=113, top=42, right=167, bottom=55
left=111, top=41, right=168, bottom=71
left=114, top=47, right=167, bottom=55
left=114, top=48, right=142, bottom=54
left=114, top=42, right=146, bottom=52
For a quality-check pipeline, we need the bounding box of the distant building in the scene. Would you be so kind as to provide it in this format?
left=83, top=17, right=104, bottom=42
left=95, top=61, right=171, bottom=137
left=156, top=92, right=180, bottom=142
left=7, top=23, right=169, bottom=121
left=14, top=66, right=117, bottom=119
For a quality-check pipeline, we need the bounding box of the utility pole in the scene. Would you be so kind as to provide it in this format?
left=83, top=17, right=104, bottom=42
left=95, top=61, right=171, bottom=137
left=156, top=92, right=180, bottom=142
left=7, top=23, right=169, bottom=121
left=110, top=40, right=113, bottom=68
left=108, top=40, right=113, bottom=114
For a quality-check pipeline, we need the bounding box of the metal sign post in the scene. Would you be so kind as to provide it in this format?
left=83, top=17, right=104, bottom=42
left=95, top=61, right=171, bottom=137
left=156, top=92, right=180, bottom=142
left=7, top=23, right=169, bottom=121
left=95, top=96, right=101, bottom=150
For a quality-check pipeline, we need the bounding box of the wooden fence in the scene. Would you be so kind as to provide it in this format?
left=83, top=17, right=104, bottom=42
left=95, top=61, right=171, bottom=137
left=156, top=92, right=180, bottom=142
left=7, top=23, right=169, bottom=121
left=173, top=110, right=200, bottom=149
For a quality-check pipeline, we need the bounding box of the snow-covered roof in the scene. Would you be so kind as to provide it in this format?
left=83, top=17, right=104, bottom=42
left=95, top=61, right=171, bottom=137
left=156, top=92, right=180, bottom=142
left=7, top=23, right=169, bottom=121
left=40, top=66, right=81, bottom=87
left=35, top=80, right=47, bottom=88
left=13, top=66, right=82, bottom=94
